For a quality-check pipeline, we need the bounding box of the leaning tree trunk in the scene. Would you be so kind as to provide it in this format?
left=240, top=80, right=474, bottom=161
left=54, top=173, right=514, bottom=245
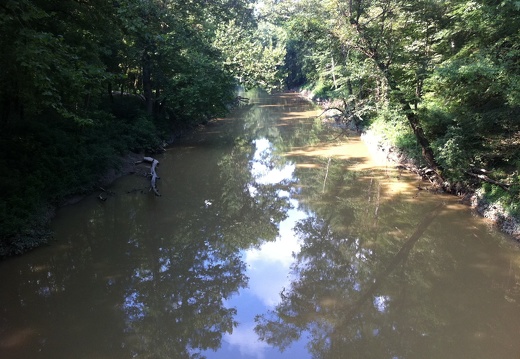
left=386, top=76, right=444, bottom=184
left=401, top=101, right=444, bottom=184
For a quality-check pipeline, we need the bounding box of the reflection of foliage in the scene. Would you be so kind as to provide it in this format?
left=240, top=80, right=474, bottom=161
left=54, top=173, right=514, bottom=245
left=213, top=135, right=293, bottom=247
left=121, top=235, right=246, bottom=358
left=252, top=140, right=457, bottom=357
left=255, top=205, right=445, bottom=358
left=120, top=115, right=294, bottom=356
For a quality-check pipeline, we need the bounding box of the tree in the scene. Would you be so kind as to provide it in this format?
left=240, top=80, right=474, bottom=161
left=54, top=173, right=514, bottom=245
left=214, top=19, right=287, bottom=92
left=0, top=0, right=114, bottom=126
left=423, top=0, right=520, bottom=182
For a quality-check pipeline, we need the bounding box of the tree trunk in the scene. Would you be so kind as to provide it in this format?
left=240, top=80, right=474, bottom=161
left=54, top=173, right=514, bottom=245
left=401, top=102, right=441, bottom=167
left=142, top=53, right=154, bottom=116
left=386, top=76, right=444, bottom=183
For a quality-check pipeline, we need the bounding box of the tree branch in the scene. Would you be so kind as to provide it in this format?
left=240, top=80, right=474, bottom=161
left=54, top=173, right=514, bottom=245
left=466, top=169, right=510, bottom=191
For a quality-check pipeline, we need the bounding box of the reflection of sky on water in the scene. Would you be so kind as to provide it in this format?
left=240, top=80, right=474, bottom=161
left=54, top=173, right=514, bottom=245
left=373, top=295, right=390, bottom=313
left=245, top=205, right=306, bottom=307
left=251, top=138, right=296, bottom=186
left=204, top=138, right=311, bottom=358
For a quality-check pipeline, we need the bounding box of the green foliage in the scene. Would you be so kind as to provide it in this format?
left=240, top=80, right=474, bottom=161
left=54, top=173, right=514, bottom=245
left=214, top=20, right=287, bottom=92
left=368, top=107, right=423, bottom=163
left=0, top=0, right=258, bottom=257
left=433, top=126, right=473, bottom=180
left=304, top=80, right=334, bottom=100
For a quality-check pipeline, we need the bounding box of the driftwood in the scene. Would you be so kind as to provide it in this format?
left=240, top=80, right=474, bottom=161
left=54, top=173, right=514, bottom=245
left=97, top=187, right=115, bottom=202
left=135, top=157, right=161, bottom=196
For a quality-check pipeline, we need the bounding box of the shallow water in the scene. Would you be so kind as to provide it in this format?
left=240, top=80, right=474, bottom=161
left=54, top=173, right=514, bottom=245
left=2, top=91, right=520, bottom=359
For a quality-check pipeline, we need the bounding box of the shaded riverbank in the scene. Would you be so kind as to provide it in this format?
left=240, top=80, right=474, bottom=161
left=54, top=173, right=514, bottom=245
left=0, top=110, right=238, bottom=259
left=301, top=90, right=520, bottom=242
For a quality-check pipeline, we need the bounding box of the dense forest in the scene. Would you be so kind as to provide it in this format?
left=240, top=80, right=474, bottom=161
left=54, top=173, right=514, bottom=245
left=1, top=0, right=519, bottom=257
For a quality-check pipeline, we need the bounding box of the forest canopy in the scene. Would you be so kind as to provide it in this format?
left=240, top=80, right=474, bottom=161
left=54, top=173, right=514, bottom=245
left=1, top=0, right=519, bottom=257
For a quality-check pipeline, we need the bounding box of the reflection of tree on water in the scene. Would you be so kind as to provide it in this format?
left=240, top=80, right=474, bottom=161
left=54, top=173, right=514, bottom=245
left=120, top=132, right=293, bottom=357
left=121, top=233, right=247, bottom=358
left=254, top=204, right=444, bottom=358
left=252, top=143, right=454, bottom=358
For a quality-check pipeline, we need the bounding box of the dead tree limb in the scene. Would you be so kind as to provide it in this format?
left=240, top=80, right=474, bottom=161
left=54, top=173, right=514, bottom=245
left=136, top=157, right=161, bottom=196
left=466, top=170, right=510, bottom=191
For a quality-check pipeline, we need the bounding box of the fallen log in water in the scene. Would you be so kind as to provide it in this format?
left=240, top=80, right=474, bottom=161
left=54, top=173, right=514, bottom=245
left=135, top=157, right=161, bottom=196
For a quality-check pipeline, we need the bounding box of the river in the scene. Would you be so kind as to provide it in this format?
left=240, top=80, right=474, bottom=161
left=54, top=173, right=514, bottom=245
left=1, top=91, right=520, bottom=359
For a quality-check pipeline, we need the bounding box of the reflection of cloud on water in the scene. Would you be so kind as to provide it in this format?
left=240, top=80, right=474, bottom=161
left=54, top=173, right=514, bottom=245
left=224, top=206, right=309, bottom=358
left=245, top=208, right=307, bottom=307
left=251, top=138, right=295, bottom=186
left=217, top=136, right=310, bottom=358
left=253, top=162, right=295, bottom=185
left=246, top=137, right=308, bottom=307
left=374, top=295, right=390, bottom=313
left=224, top=323, right=269, bottom=359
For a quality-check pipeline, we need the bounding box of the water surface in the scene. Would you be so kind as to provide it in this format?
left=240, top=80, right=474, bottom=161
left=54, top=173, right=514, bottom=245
left=2, top=92, right=520, bottom=359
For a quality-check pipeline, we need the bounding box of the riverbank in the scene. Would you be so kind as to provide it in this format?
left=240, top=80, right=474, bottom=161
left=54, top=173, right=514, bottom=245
left=300, top=90, right=520, bottom=241
left=361, top=129, right=520, bottom=241
left=0, top=113, right=216, bottom=259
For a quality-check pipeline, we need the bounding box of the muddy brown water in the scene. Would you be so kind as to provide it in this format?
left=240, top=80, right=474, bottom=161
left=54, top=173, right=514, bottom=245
left=2, top=91, right=520, bottom=359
